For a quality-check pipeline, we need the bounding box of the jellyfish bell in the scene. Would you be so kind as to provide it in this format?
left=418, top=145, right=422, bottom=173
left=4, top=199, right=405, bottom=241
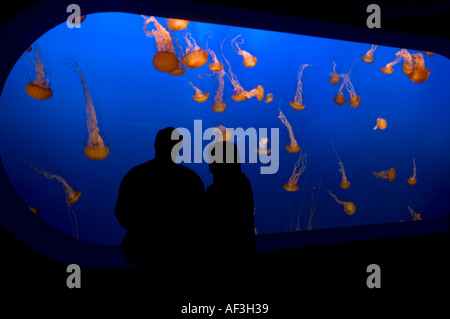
left=344, top=202, right=356, bottom=215
left=28, top=207, right=39, bottom=214
left=290, top=101, right=305, bottom=110
left=166, top=18, right=189, bottom=31
left=66, top=190, right=82, bottom=205
left=362, top=54, right=374, bottom=63
left=340, top=180, right=350, bottom=189
left=85, top=145, right=110, bottom=160
left=388, top=167, right=396, bottom=182
left=283, top=184, right=299, bottom=192
left=152, top=51, right=179, bottom=73
left=264, top=93, right=274, bottom=103
left=192, top=92, right=210, bottom=103
left=209, top=62, right=223, bottom=72
left=255, top=85, right=264, bottom=101
left=212, top=102, right=226, bottom=113
left=407, top=177, right=417, bottom=185
left=286, top=144, right=300, bottom=153
left=243, top=56, right=257, bottom=68
left=329, top=74, right=340, bottom=85
left=380, top=66, right=394, bottom=75
left=69, top=14, right=87, bottom=25
left=424, top=51, right=434, bottom=56
left=374, top=118, right=387, bottom=130
left=182, top=49, right=209, bottom=68
left=25, top=83, right=53, bottom=100
left=334, top=93, right=346, bottom=105
left=349, top=95, right=361, bottom=108
left=408, top=67, right=430, bottom=83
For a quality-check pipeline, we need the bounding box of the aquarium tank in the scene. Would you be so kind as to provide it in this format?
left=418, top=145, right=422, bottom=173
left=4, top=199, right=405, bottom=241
left=0, top=12, right=449, bottom=247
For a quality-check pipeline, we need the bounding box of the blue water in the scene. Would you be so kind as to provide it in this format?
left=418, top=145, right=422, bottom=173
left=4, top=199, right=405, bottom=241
left=0, top=12, right=449, bottom=245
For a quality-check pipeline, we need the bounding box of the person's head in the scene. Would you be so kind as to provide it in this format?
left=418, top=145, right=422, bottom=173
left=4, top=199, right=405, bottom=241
left=208, top=141, right=241, bottom=178
left=154, top=127, right=182, bottom=161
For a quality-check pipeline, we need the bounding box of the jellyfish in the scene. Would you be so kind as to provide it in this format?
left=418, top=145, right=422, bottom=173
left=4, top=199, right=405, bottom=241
left=327, top=189, right=356, bottom=215
left=396, top=49, right=414, bottom=75
left=66, top=58, right=110, bottom=160
left=182, top=30, right=209, bottom=68
left=373, top=118, right=387, bottom=130
left=334, top=78, right=347, bottom=105
left=206, top=39, right=223, bottom=72
left=211, top=125, right=233, bottom=141
left=283, top=150, right=307, bottom=192
left=264, top=93, right=274, bottom=103
left=340, top=73, right=361, bottom=107
left=28, top=207, right=39, bottom=214
left=25, top=161, right=81, bottom=238
left=278, top=109, right=300, bottom=153
left=424, top=51, right=434, bottom=56
left=407, top=206, right=422, bottom=221
left=188, top=79, right=209, bottom=103
left=407, top=158, right=417, bottom=185
left=222, top=41, right=247, bottom=102
left=380, top=55, right=402, bottom=75
left=142, top=15, right=179, bottom=73
left=166, top=18, right=189, bottom=31
left=290, top=64, right=309, bottom=110
left=329, top=62, right=340, bottom=85
left=69, top=14, right=87, bottom=25
left=244, top=85, right=264, bottom=101
left=256, top=137, right=271, bottom=155
left=212, top=70, right=226, bottom=112
left=408, top=53, right=430, bottom=83
left=332, top=143, right=350, bottom=189
left=373, top=167, right=396, bottom=182
left=23, top=45, right=53, bottom=100
left=231, top=35, right=257, bottom=68
left=362, top=44, right=377, bottom=63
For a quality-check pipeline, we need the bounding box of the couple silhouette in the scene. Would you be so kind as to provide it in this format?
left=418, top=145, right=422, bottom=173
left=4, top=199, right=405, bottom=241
left=114, top=127, right=255, bottom=284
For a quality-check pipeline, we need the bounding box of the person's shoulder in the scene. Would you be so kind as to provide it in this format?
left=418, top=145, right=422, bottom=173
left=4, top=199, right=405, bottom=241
left=177, top=164, right=204, bottom=182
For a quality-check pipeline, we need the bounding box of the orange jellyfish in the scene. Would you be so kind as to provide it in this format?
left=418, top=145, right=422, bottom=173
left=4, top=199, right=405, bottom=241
left=373, top=118, right=387, bottom=130
left=396, top=49, right=414, bottom=75
left=362, top=44, right=377, bottom=63
left=24, top=45, right=53, bottom=100
left=332, top=143, right=350, bottom=189
left=407, top=206, right=422, bottom=221
left=290, top=64, right=309, bottom=110
left=380, top=55, right=402, bottom=75
left=25, top=161, right=82, bottom=206
left=28, top=207, right=39, bottom=214
left=212, top=70, right=226, bottom=112
left=329, top=62, right=340, bottom=85
left=166, top=18, right=189, bottom=31
left=222, top=45, right=247, bottom=102
left=256, top=137, right=271, bottom=155
left=188, top=79, right=209, bottom=103
left=340, top=73, right=361, bottom=107
left=264, top=93, right=274, bottom=103
left=231, top=34, right=257, bottom=68
left=407, top=158, right=417, bottom=185
left=206, top=39, right=223, bottom=72
left=334, top=78, right=346, bottom=105
left=182, top=30, right=209, bottom=68
left=424, top=51, right=434, bottom=56
left=212, top=125, right=233, bottom=141
left=408, top=53, right=430, bottom=83
left=283, top=150, right=307, bottom=192
left=69, top=14, right=87, bottom=25
left=327, top=189, right=356, bottom=215
left=244, top=85, right=264, bottom=101
left=373, top=167, right=396, bottom=182
left=66, top=58, right=110, bottom=160
left=142, top=15, right=178, bottom=73
left=278, top=109, right=300, bottom=153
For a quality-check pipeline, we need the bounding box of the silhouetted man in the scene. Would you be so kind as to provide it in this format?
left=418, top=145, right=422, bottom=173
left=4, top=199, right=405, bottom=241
left=114, top=127, right=205, bottom=270
left=206, top=141, right=255, bottom=262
